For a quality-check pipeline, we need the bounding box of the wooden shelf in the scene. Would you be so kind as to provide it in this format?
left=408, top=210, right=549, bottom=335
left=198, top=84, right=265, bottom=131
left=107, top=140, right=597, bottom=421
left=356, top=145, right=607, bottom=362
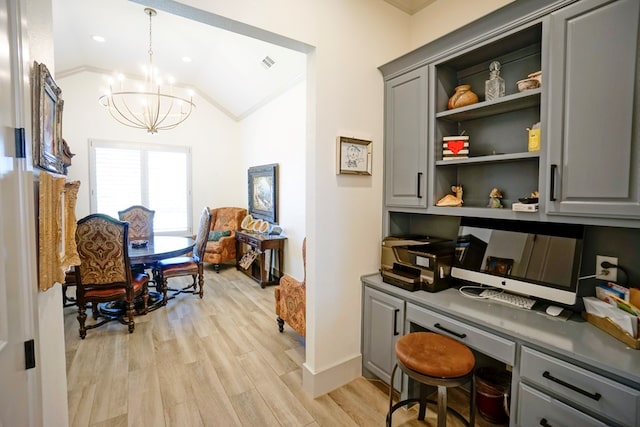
left=436, top=151, right=539, bottom=166
left=436, top=89, right=541, bottom=122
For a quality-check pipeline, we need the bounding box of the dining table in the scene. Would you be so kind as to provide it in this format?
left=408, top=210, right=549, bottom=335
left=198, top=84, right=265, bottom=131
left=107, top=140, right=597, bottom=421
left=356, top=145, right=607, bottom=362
left=99, top=235, right=195, bottom=317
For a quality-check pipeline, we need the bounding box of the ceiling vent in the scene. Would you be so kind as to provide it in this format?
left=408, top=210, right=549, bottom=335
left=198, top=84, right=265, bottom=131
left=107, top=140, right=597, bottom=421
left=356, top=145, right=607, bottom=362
left=261, top=55, right=275, bottom=69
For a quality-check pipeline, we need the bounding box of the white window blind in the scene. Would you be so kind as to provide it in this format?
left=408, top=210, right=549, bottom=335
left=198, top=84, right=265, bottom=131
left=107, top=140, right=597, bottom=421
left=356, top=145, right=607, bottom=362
left=89, top=140, right=192, bottom=235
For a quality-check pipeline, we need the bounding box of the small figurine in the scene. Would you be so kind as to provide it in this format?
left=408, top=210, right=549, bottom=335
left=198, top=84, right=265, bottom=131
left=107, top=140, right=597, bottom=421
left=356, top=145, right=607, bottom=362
left=436, top=185, right=463, bottom=207
left=488, top=187, right=503, bottom=208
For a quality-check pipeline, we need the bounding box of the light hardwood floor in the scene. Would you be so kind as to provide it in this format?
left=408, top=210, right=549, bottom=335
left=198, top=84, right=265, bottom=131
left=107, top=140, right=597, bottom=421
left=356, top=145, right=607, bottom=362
left=64, top=265, right=500, bottom=427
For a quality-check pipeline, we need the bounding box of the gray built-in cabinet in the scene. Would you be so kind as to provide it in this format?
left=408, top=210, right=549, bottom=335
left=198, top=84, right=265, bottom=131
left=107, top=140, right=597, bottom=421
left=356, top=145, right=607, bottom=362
left=379, top=0, right=640, bottom=229
left=546, top=0, right=640, bottom=218
left=384, top=66, right=428, bottom=208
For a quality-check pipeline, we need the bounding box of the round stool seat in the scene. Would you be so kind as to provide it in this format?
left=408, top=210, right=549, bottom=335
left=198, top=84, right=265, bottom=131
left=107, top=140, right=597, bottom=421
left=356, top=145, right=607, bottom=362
left=396, top=332, right=475, bottom=378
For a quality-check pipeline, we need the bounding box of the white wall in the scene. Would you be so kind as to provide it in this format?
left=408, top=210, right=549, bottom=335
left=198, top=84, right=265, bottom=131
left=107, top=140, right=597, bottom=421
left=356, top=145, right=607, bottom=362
left=169, top=0, right=512, bottom=396
left=170, top=0, right=412, bottom=396
left=61, top=71, right=245, bottom=227
left=409, top=0, right=514, bottom=50
left=25, top=0, right=69, bottom=424
left=240, top=80, right=306, bottom=279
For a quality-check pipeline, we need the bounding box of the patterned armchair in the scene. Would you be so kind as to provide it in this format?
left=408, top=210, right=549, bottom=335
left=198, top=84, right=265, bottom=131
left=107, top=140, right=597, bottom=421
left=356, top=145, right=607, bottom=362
left=203, top=207, right=247, bottom=272
left=275, top=238, right=306, bottom=337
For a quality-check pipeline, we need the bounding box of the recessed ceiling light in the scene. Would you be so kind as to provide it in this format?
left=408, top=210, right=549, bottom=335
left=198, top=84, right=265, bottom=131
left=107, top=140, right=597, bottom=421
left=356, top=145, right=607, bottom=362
left=182, top=56, right=192, bottom=63
left=92, top=35, right=106, bottom=43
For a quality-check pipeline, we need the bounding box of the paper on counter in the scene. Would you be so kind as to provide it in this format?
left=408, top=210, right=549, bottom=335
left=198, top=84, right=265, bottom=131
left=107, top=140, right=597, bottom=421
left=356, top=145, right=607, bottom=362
left=583, top=297, right=638, bottom=338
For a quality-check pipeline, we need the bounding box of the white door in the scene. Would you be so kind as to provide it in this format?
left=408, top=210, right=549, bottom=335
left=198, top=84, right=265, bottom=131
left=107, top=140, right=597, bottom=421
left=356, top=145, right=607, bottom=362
left=0, top=0, right=41, bottom=425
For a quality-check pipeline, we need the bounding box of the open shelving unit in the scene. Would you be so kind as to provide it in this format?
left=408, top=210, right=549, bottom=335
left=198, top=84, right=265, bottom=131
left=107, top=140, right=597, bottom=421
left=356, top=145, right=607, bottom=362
left=430, top=22, right=543, bottom=215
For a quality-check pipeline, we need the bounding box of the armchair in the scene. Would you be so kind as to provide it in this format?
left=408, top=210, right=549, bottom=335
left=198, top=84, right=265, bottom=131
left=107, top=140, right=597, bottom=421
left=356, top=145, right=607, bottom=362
left=203, top=207, right=247, bottom=272
left=275, top=238, right=306, bottom=337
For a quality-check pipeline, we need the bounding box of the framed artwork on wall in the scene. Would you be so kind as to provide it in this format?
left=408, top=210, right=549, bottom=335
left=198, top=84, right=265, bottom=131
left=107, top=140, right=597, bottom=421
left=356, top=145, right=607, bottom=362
left=248, top=163, right=278, bottom=224
left=336, top=136, right=372, bottom=175
left=32, top=61, right=65, bottom=175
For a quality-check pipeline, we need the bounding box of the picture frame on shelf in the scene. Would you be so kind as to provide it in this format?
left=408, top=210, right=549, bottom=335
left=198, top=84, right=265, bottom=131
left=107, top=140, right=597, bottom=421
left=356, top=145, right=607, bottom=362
left=248, top=163, right=278, bottom=224
left=336, top=136, right=372, bottom=175
left=32, top=61, right=65, bottom=175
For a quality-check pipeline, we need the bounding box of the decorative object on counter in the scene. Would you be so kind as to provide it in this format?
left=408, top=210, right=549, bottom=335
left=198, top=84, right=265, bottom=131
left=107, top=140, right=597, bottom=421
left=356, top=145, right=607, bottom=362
left=336, top=136, right=373, bottom=175
left=516, top=77, right=540, bottom=92
left=527, top=121, right=541, bottom=152
left=436, top=185, right=463, bottom=207
left=485, top=61, right=505, bottom=101
left=443, top=134, right=469, bottom=159
left=447, top=84, right=478, bottom=109
left=488, top=187, right=503, bottom=208
left=241, top=214, right=254, bottom=231
left=528, top=70, right=542, bottom=84
left=518, top=191, right=539, bottom=204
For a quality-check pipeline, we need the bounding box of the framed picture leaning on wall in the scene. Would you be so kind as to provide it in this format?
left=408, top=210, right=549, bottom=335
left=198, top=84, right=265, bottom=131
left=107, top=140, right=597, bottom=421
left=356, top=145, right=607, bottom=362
left=248, top=163, right=278, bottom=224
left=32, top=61, right=65, bottom=174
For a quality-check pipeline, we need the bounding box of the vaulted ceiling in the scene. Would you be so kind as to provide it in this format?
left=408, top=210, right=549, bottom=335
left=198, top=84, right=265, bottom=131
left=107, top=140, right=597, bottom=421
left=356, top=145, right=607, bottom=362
left=53, top=0, right=427, bottom=121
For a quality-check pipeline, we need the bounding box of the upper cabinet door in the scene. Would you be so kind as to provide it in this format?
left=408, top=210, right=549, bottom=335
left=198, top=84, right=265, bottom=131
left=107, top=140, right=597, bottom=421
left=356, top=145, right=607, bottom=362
left=546, top=0, right=640, bottom=218
left=384, top=66, right=428, bottom=208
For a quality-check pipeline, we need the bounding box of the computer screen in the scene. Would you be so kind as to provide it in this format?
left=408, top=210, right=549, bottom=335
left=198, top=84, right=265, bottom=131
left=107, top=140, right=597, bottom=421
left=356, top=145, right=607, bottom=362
left=452, top=217, right=584, bottom=305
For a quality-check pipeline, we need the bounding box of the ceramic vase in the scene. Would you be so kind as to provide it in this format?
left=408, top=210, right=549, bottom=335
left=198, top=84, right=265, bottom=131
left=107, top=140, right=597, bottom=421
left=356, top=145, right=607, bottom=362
left=448, top=84, right=479, bottom=109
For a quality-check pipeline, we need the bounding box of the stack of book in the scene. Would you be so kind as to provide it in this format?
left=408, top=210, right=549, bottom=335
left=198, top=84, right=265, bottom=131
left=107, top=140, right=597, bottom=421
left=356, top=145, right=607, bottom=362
left=443, top=136, right=469, bottom=160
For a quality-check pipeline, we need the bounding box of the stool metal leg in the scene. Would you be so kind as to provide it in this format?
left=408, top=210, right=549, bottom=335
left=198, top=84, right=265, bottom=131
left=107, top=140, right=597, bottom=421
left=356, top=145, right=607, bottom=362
left=437, top=385, right=447, bottom=427
left=387, top=363, right=398, bottom=427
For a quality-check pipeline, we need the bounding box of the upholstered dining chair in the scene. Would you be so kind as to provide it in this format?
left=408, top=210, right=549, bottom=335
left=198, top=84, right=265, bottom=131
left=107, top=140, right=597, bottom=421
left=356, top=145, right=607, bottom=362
left=155, top=207, right=212, bottom=304
left=118, top=205, right=157, bottom=286
left=74, top=213, right=150, bottom=339
left=117, top=205, right=155, bottom=241
left=275, top=238, right=306, bottom=337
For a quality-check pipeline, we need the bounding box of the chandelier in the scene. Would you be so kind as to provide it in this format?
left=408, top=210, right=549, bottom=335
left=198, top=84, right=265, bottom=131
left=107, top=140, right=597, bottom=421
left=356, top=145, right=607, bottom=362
left=99, top=8, right=195, bottom=134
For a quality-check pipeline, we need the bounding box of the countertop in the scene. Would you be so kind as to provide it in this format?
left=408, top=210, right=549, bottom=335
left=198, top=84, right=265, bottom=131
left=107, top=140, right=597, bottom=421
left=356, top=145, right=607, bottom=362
left=362, top=273, right=640, bottom=388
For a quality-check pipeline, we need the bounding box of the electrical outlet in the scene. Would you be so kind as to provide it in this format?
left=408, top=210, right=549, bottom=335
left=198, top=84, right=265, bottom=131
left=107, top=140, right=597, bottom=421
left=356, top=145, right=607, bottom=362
left=596, top=255, right=618, bottom=282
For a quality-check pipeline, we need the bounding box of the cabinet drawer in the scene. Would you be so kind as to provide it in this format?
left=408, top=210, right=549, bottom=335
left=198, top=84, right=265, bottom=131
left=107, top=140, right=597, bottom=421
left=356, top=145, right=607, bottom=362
left=520, top=347, right=640, bottom=427
left=236, top=233, right=257, bottom=246
left=518, top=383, right=608, bottom=427
left=406, top=304, right=515, bottom=365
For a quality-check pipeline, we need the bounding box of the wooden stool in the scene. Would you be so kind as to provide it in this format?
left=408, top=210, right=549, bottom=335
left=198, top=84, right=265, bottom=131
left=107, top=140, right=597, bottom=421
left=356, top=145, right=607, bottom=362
left=387, top=332, right=476, bottom=427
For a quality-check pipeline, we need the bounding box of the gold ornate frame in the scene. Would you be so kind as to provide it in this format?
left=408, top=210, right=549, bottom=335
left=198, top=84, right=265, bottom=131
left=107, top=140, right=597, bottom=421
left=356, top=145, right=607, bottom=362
left=38, top=171, right=80, bottom=292
left=32, top=61, right=65, bottom=174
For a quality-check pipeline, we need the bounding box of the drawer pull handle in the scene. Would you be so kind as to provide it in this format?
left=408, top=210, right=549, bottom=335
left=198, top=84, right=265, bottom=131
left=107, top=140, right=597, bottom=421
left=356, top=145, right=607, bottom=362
left=540, top=418, right=552, bottom=427
left=417, top=172, right=423, bottom=199
left=434, top=323, right=466, bottom=339
left=542, top=371, right=602, bottom=401
left=393, top=309, right=400, bottom=336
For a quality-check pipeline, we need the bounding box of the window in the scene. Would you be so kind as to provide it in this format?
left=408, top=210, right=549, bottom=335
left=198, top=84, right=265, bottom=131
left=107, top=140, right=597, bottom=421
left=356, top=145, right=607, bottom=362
left=89, top=139, right=192, bottom=235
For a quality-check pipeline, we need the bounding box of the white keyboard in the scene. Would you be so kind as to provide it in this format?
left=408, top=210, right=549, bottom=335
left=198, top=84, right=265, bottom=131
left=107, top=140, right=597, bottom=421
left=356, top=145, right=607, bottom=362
left=479, top=289, right=536, bottom=310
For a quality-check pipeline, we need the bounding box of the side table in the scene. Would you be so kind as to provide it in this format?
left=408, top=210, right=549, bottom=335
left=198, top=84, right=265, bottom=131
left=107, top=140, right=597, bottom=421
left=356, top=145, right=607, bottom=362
left=235, top=231, right=287, bottom=288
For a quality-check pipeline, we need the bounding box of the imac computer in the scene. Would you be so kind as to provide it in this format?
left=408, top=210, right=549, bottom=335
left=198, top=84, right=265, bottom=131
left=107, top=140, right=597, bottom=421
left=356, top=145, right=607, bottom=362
left=452, top=217, right=584, bottom=305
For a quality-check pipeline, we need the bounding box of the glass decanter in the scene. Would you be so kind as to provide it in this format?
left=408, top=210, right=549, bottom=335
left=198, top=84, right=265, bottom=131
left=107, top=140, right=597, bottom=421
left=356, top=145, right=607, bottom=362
left=485, top=60, right=505, bottom=101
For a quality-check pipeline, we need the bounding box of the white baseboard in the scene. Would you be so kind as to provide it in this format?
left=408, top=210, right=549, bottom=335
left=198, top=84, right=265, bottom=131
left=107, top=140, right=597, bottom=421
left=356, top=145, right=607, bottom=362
left=302, top=354, right=362, bottom=398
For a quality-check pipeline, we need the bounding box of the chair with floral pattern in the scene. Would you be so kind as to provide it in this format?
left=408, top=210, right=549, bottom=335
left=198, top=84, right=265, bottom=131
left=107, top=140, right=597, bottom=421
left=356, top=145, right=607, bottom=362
left=203, top=207, right=247, bottom=272
left=275, top=238, right=306, bottom=337
left=74, top=213, right=149, bottom=339
left=117, top=205, right=155, bottom=241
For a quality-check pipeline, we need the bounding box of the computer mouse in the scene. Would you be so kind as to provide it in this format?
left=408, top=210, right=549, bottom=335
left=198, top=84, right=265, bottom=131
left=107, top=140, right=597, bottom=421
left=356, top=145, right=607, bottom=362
left=545, top=305, right=564, bottom=317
